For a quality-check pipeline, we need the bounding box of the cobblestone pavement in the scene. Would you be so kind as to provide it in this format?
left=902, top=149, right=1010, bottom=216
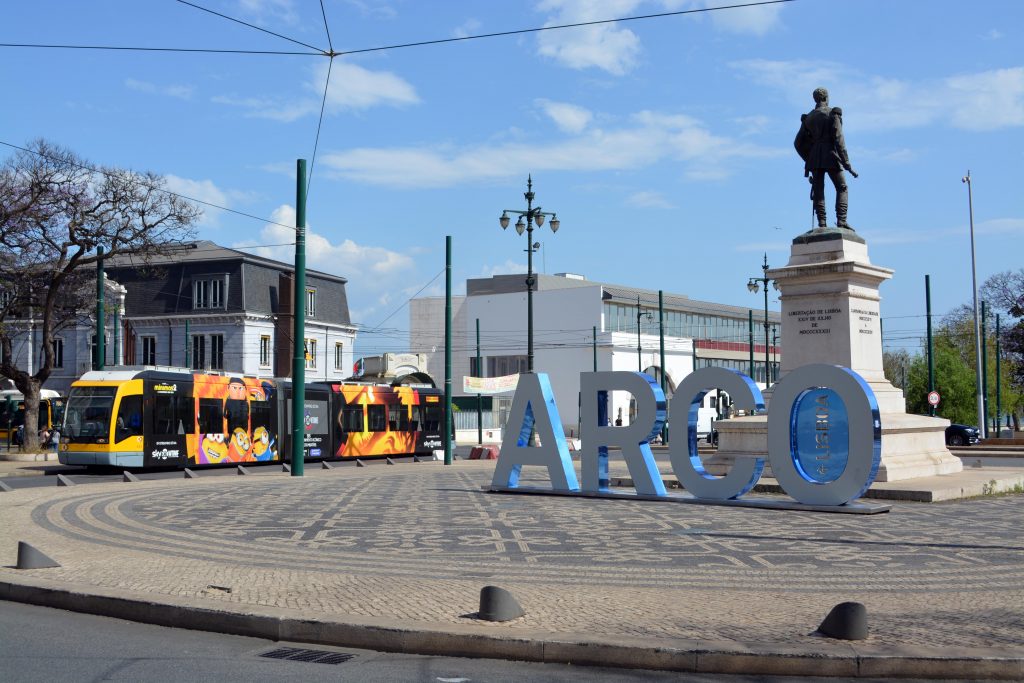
left=2, top=461, right=1022, bottom=652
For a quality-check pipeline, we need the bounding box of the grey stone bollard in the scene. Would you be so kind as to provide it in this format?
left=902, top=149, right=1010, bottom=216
left=17, top=541, right=60, bottom=569
left=478, top=585, right=525, bottom=622
left=123, top=471, right=140, bottom=483
left=817, top=601, right=868, bottom=640
left=321, top=461, right=333, bottom=470
left=356, top=459, right=365, bottom=468
left=56, top=474, right=75, bottom=487
left=184, top=468, right=198, bottom=479
left=282, top=463, right=291, bottom=473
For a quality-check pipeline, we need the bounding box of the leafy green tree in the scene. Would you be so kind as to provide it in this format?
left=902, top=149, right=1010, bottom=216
left=905, top=337, right=979, bottom=425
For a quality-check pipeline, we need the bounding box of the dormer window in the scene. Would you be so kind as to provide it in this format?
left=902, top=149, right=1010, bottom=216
left=193, top=277, right=226, bottom=309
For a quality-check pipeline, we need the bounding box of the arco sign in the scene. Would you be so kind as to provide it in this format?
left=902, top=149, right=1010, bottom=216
left=490, top=364, right=883, bottom=510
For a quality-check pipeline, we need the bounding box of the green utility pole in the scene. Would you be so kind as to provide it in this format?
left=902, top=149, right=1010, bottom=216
left=291, top=159, right=307, bottom=477
left=659, top=290, right=667, bottom=445
left=926, top=275, right=935, bottom=416
left=748, top=309, right=754, bottom=379
left=476, top=317, right=482, bottom=446
left=981, top=300, right=989, bottom=437
left=996, top=313, right=1002, bottom=437
left=592, top=325, right=597, bottom=371
left=444, top=236, right=453, bottom=466
left=95, top=246, right=105, bottom=371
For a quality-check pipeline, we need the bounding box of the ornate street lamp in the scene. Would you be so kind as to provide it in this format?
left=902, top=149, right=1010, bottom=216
left=498, top=175, right=560, bottom=373
left=747, top=253, right=779, bottom=388
left=636, top=294, right=653, bottom=372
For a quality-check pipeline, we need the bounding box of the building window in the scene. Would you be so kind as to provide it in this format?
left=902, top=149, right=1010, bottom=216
left=142, top=336, right=157, bottom=366
left=334, top=342, right=344, bottom=371
left=304, top=338, right=317, bottom=369
left=486, top=355, right=528, bottom=377
left=89, top=334, right=109, bottom=366
left=191, top=335, right=206, bottom=370
left=306, top=288, right=316, bottom=317
left=46, top=338, right=64, bottom=369
left=260, top=335, right=271, bottom=368
left=210, top=334, right=224, bottom=371
left=0, top=290, right=13, bottom=310
left=193, top=277, right=226, bottom=309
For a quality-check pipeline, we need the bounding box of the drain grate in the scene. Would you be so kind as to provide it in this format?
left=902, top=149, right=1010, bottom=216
left=259, top=647, right=355, bottom=665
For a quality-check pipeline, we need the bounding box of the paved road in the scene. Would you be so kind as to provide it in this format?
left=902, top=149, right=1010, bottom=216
left=3, top=601, right=934, bottom=683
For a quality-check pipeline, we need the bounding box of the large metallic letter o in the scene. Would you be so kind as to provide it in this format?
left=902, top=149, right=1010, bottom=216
left=767, top=364, right=881, bottom=506
left=668, top=367, right=765, bottom=500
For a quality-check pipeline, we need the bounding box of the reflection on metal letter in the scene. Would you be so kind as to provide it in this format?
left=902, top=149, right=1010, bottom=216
left=767, top=364, right=881, bottom=506
left=580, top=372, right=666, bottom=496
left=491, top=373, right=579, bottom=491
left=668, top=367, right=766, bottom=500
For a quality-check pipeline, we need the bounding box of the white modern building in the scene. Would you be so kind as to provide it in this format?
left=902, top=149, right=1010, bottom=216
left=411, top=273, right=781, bottom=436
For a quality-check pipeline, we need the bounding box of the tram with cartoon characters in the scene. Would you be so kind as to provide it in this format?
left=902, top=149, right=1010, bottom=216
left=57, top=368, right=445, bottom=468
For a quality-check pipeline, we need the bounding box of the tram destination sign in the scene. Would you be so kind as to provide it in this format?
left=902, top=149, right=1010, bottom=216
left=490, top=364, right=885, bottom=513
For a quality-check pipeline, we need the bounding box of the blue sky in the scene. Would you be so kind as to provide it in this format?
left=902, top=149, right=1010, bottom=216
left=4, top=0, right=1022, bottom=356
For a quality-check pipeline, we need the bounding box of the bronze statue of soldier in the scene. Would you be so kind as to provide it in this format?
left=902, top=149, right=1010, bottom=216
left=794, top=87, right=858, bottom=230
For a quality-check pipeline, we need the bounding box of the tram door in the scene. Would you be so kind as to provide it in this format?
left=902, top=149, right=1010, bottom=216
left=143, top=380, right=191, bottom=467
left=282, top=385, right=331, bottom=461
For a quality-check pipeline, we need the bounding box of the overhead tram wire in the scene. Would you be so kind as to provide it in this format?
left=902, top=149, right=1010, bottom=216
left=4, top=1, right=797, bottom=58
left=174, top=0, right=326, bottom=53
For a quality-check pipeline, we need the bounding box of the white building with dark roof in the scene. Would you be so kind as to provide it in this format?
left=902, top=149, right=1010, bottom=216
left=3, top=241, right=357, bottom=394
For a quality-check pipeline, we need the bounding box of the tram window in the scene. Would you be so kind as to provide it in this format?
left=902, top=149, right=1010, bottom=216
left=176, top=395, right=194, bottom=434
left=388, top=404, right=402, bottom=431
left=153, top=394, right=175, bottom=435
left=341, top=406, right=363, bottom=432
left=398, top=405, right=410, bottom=432
left=225, top=398, right=249, bottom=433
left=424, top=406, right=441, bottom=431
left=115, top=395, right=143, bottom=442
left=251, top=401, right=271, bottom=431
left=410, top=405, right=424, bottom=431
left=197, top=398, right=223, bottom=434
left=367, top=404, right=387, bottom=432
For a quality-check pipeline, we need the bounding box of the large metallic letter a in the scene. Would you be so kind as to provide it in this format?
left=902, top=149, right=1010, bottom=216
left=491, top=373, right=580, bottom=491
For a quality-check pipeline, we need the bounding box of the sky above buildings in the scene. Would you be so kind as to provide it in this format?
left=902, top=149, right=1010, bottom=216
left=4, top=0, right=1022, bottom=357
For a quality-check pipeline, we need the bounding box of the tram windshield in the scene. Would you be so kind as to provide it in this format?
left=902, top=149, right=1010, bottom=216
left=63, top=387, right=117, bottom=442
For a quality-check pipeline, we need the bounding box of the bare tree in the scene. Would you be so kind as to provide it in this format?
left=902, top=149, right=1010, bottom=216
left=0, top=140, right=199, bottom=451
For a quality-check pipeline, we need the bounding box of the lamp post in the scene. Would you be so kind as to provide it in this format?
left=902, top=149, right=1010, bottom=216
left=636, top=294, right=653, bottom=372
left=747, top=253, right=778, bottom=388
left=963, top=171, right=986, bottom=437
left=499, top=175, right=560, bottom=373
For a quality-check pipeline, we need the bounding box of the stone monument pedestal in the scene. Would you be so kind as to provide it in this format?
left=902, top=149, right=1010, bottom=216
left=708, top=228, right=962, bottom=483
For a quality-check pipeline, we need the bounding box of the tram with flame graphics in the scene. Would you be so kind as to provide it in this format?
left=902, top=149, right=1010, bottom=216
left=58, top=368, right=445, bottom=468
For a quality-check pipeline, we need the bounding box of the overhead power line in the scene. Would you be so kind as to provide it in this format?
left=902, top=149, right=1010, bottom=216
left=174, top=0, right=325, bottom=52
left=1, top=0, right=796, bottom=57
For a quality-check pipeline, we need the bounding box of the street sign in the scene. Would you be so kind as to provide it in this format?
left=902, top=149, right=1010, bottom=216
left=927, top=391, right=941, bottom=407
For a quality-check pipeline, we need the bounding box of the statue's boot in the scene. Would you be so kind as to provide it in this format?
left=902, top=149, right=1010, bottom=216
left=814, top=204, right=827, bottom=228
left=836, top=201, right=854, bottom=231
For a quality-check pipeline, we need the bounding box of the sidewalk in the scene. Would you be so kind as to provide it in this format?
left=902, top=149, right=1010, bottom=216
left=1, top=459, right=1021, bottom=678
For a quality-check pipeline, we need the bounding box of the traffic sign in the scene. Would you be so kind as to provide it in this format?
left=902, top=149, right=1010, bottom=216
left=927, top=391, right=940, bottom=407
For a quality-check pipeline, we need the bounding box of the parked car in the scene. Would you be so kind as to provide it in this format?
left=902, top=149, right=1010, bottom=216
left=945, top=424, right=981, bottom=447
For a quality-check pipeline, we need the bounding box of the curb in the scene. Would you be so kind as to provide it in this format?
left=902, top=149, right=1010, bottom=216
left=1, top=577, right=1019, bottom=679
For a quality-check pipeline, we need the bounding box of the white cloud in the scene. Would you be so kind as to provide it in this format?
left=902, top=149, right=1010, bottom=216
left=213, top=60, right=418, bottom=122
left=983, top=29, right=1003, bottom=41
left=237, top=0, right=298, bottom=25
left=535, top=0, right=644, bottom=75
left=977, top=217, right=1024, bottom=235
left=704, top=0, right=782, bottom=35
left=453, top=18, right=482, bottom=38
left=343, top=0, right=397, bottom=20
left=536, top=99, right=593, bottom=133
left=319, top=107, right=781, bottom=188
left=235, top=205, right=416, bottom=281
left=481, top=260, right=527, bottom=277
left=731, top=60, right=1024, bottom=132
left=125, top=78, right=193, bottom=100
left=163, top=175, right=229, bottom=227
left=626, top=190, right=676, bottom=208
